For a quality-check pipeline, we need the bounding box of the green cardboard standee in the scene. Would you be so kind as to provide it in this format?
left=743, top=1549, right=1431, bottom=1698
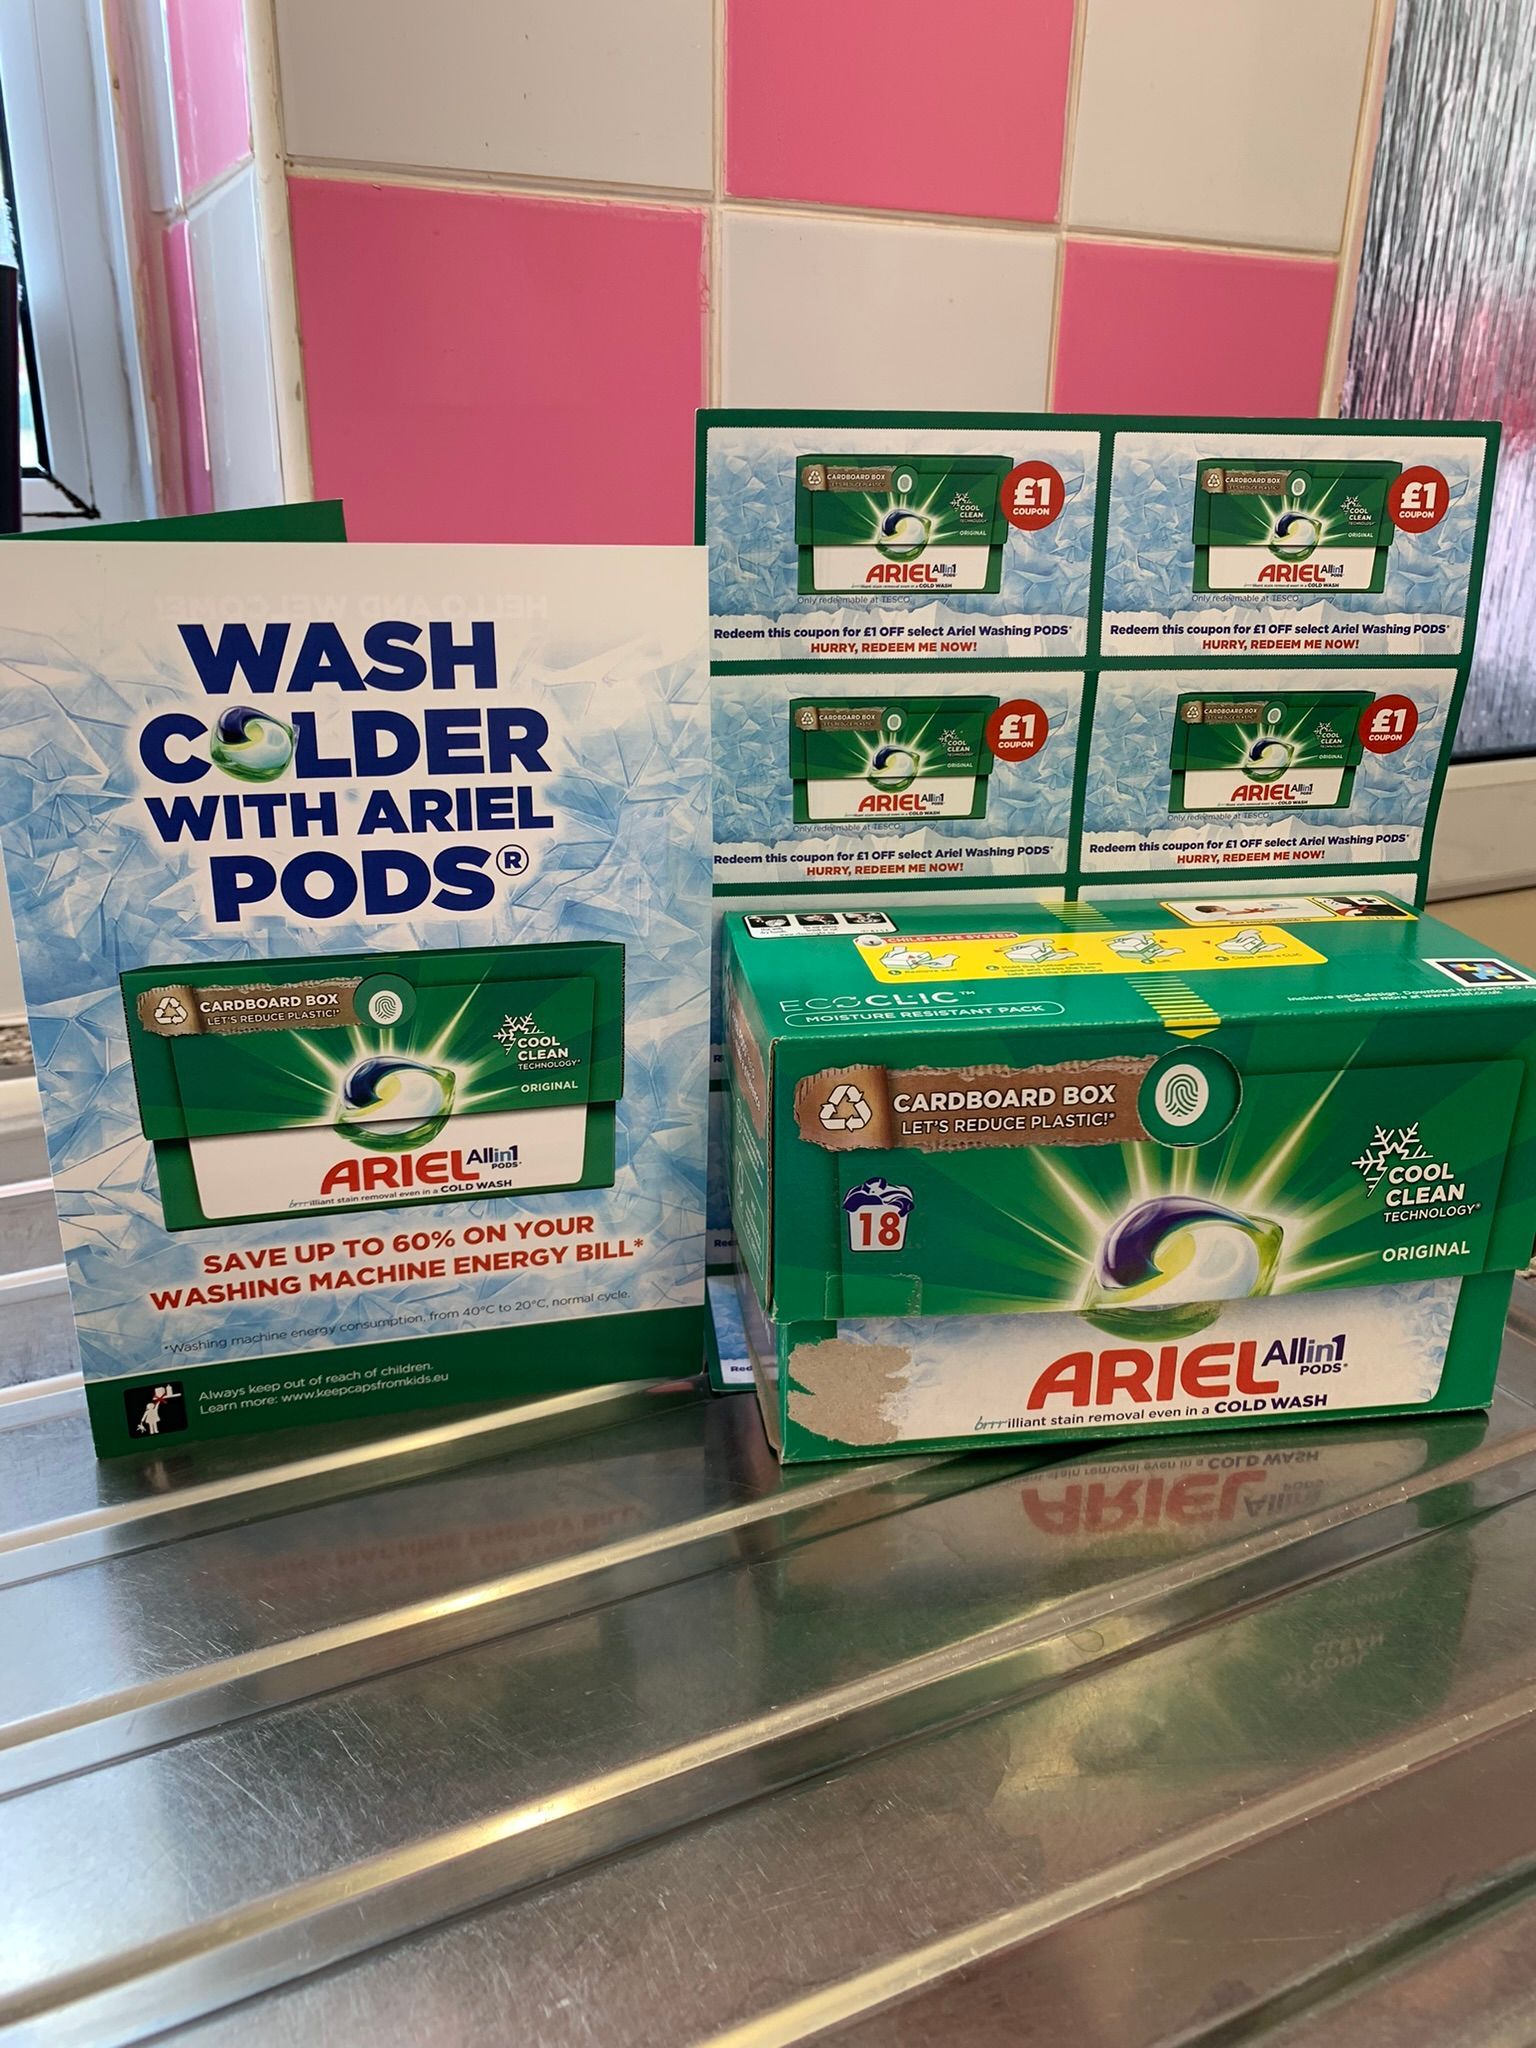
left=20, top=501, right=347, bottom=543
left=696, top=410, right=1503, bottom=1334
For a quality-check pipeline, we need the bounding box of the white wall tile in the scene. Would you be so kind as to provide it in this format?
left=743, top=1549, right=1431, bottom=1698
left=720, top=211, right=1056, bottom=409
left=274, top=0, right=713, bottom=192
left=1068, top=0, right=1375, bottom=253
left=187, top=170, right=284, bottom=510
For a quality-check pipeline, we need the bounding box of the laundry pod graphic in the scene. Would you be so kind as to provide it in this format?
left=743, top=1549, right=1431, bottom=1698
left=1270, top=510, right=1321, bottom=560
left=208, top=706, right=294, bottom=782
left=1082, top=1194, right=1283, bottom=1339
left=334, top=1055, right=456, bottom=1151
left=877, top=508, right=930, bottom=561
left=867, top=744, right=920, bottom=793
left=1243, top=735, right=1295, bottom=781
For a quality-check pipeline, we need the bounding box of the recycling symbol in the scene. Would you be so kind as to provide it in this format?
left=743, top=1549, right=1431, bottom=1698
left=819, top=1083, right=871, bottom=1131
left=153, top=996, right=188, bottom=1027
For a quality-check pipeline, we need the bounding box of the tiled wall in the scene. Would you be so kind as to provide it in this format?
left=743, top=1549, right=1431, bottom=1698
left=121, top=0, right=1396, bottom=538
left=106, top=0, right=284, bottom=516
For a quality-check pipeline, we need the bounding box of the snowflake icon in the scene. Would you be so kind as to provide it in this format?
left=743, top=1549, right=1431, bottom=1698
left=1352, top=1122, right=1426, bottom=1191
left=496, top=1014, right=537, bottom=1054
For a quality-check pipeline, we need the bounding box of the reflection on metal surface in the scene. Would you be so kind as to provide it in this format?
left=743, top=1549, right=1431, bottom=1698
left=5, top=1311, right=1536, bottom=2045
left=1343, top=0, right=1536, bottom=754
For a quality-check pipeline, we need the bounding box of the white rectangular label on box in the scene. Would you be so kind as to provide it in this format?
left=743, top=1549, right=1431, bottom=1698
left=1203, top=547, right=1377, bottom=593
left=1180, top=767, right=1350, bottom=810
left=809, top=546, right=992, bottom=593
left=803, top=775, right=981, bottom=821
left=189, top=1106, right=590, bottom=1219
left=785, top=1281, right=1456, bottom=1446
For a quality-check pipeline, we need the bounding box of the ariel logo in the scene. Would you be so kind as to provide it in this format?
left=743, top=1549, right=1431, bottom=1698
left=335, top=1056, right=455, bottom=1150
left=876, top=507, right=930, bottom=561
left=209, top=706, right=294, bottom=782
left=1083, top=1194, right=1284, bottom=1339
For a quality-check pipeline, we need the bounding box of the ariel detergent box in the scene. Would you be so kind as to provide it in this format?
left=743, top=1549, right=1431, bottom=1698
left=795, top=455, right=1014, bottom=595
left=789, top=695, right=999, bottom=823
left=1168, top=689, right=1374, bottom=813
left=120, top=940, right=624, bottom=1230
left=724, top=899, right=1536, bottom=1461
left=1192, top=457, right=1401, bottom=594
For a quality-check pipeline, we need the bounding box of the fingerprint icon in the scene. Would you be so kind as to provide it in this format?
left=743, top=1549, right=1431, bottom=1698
left=367, top=990, right=404, bottom=1025
left=1155, top=1065, right=1208, bottom=1127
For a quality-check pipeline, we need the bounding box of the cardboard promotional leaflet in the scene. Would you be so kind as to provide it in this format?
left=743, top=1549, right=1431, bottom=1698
left=0, top=545, right=711, bottom=1455
left=701, top=417, right=1100, bottom=667
left=723, top=900, right=1536, bottom=1456
left=1077, top=665, right=1450, bottom=890
left=1103, top=428, right=1496, bottom=660
left=714, top=669, right=1081, bottom=892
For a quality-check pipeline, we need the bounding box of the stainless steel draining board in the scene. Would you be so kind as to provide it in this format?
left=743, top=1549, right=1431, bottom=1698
left=7, top=1288, right=1536, bottom=2047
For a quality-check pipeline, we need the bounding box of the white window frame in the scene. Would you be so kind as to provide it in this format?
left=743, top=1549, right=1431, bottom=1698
left=0, top=0, right=150, bottom=524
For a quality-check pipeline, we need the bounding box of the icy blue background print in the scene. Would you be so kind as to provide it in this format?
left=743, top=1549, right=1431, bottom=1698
left=712, top=669, right=1082, bottom=883
left=706, top=425, right=1098, bottom=658
left=1102, top=432, right=1487, bottom=654
left=1081, top=667, right=1456, bottom=873
left=0, top=558, right=711, bottom=1384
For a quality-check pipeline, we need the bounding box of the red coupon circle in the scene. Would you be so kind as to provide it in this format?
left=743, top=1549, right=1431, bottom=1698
left=1359, top=694, right=1419, bottom=754
left=986, top=699, right=1050, bottom=762
left=1387, top=467, right=1450, bottom=533
left=1000, top=462, right=1065, bottom=532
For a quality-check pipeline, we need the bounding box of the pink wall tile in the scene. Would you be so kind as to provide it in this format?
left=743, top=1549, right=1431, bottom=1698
left=288, top=179, right=707, bottom=542
left=166, top=0, right=250, bottom=199
left=1053, top=241, right=1338, bottom=415
left=726, top=0, right=1072, bottom=223
left=161, top=219, right=213, bottom=514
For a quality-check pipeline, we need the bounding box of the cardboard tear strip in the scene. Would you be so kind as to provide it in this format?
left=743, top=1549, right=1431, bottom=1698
left=788, top=1335, right=910, bottom=1446
left=795, top=1058, right=1155, bottom=1153
left=726, top=990, right=770, bottom=1140
left=137, top=978, right=362, bottom=1037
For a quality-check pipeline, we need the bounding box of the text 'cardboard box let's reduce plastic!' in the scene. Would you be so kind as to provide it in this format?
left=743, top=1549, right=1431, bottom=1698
left=0, top=544, right=711, bottom=1456
left=724, top=898, right=1536, bottom=1461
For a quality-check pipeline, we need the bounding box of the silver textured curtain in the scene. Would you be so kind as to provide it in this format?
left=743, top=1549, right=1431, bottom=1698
left=1342, top=0, right=1535, bottom=755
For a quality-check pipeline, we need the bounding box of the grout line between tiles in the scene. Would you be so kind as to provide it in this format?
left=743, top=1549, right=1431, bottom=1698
left=1058, top=223, right=1336, bottom=267
left=245, top=0, right=314, bottom=501
left=280, top=157, right=1347, bottom=267
left=1046, top=0, right=1093, bottom=404
left=1055, top=0, right=1091, bottom=232
left=177, top=152, right=257, bottom=223
left=147, top=150, right=255, bottom=231
left=1044, top=232, right=1067, bottom=408
left=284, top=157, right=714, bottom=209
